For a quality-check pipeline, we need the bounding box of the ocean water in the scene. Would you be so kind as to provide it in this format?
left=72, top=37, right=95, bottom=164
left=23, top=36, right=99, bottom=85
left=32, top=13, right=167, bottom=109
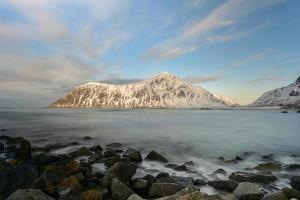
left=0, top=108, right=300, bottom=192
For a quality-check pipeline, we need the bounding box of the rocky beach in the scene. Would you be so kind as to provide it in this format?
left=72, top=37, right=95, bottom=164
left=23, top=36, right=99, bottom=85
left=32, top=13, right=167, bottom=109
left=1, top=130, right=300, bottom=200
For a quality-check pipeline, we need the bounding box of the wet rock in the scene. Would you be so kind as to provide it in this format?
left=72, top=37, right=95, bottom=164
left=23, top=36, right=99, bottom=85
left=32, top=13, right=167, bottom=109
left=31, top=154, right=60, bottom=166
left=0, top=128, right=6, bottom=132
left=123, top=148, right=142, bottom=162
left=46, top=143, right=68, bottom=150
left=82, top=136, right=93, bottom=140
left=90, top=145, right=103, bottom=153
left=131, top=178, right=149, bottom=197
left=104, top=149, right=120, bottom=158
left=173, top=165, right=188, bottom=172
left=0, top=134, right=10, bottom=140
left=104, top=156, right=124, bottom=167
left=0, top=142, right=4, bottom=151
left=61, top=186, right=83, bottom=200
left=254, top=162, right=282, bottom=171
left=291, top=176, right=300, bottom=191
left=145, top=150, right=168, bottom=163
left=88, top=153, right=104, bottom=164
left=261, top=191, right=288, bottom=200
left=172, top=176, right=193, bottom=187
left=127, top=194, right=144, bottom=200
left=7, top=137, right=25, bottom=145
left=229, top=171, right=277, bottom=184
left=233, top=182, right=263, bottom=200
left=208, top=180, right=238, bottom=192
left=214, top=168, right=227, bottom=175
left=156, top=172, right=169, bottom=179
left=284, top=164, right=300, bottom=171
left=6, top=189, right=55, bottom=200
left=31, top=146, right=51, bottom=153
left=281, top=187, right=300, bottom=199
left=80, top=189, right=102, bottom=200
left=70, top=147, right=93, bottom=158
left=155, top=186, right=207, bottom=200
left=193, top=179, right=206, bottom=186
left=148, top=183, right=181, bottom=198
left=281, top=111, right=288, bottom=113
left=156, top=176, right=178, bottom=184
left=0, top=164, right=39, bottom=199
left=184, top=161, right=194, bottom=166
left=103, top=161, right=137, bottom=187
left=143, top=174, right=156, bottom=186
left=262, top=154, right=274, bottom=161
left=112, top=178, right=134, bottom=200
left=106, top=142, right=123, bottom=149
left=235, top=156, right=244, bottom=161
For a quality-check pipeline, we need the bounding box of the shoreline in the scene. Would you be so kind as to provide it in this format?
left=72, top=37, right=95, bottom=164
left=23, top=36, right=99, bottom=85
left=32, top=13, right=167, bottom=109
left=1, top=133, right=300, bottom=200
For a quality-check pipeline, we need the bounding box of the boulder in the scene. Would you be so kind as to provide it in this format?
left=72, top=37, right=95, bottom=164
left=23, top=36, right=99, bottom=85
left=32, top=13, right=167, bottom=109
left=11, top=138, right=31, bottom=161
left=70, top=147, right=92, bottom=158
left=148, top=183, right=181, bottom=197
left=254, top=162, right=282, bottom=171
left=104, top=149, right=120, bottom=158
left=214, top=168, right=227, bottom=175
left=156, top=172, right=169, bottom=178
left=82, top=136, right=92, bottom=140
left=0, top=142, right=4, bottom=151
left=184, top=161, right=194, bottom=166
left=153, top=186, right=207, bottom=200
left=281, top=187, right=300, bottom=199
left=90, top=145, right=103, bottom=153
left=88, top=153, right=104, bottom=164
left=6, top=189, right=55, bottom=200
left=31, top=154, right=61, bottom=166
left=145, top=151, right=168, bottom=163
left=127, top=194, right=144, bottom=200
left=284, top=164, right=300, bottom=171
left=0, top=164, right=39, bottom=199
left=229, top=171, right=277, bottom=184
left=143, top=174, right=156, bottom=186
left=172, top=176, right=193, bottom=187
left=233, top=182, right=263, bottom=200
left=123, top=148, right=142, bottom=162
left=193, top=179, right=206, bottom=186
left=156, top=177, right=178, bottom=184
left=106, top=143, right=123, bottom=149
left=260, top=191, right=288, bottom=200
left=103, top=161, right=137, bottom=187
left=80, top=189, right=102, bottom=200
left=111, top=178, right=134, bottom=200
left=208, top=180, right=238, bottom=192
left=131, top=178, right=149, bottom=197
left=291, top=176, right=300, bottom=191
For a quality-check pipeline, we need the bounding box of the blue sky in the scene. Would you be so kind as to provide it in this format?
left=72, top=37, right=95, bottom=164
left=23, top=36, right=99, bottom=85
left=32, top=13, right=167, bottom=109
left=0, top=0, right=299, bottom=107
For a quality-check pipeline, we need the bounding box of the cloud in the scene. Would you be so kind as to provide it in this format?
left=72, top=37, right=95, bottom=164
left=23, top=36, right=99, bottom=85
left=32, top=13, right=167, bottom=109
left=143, top=0, right=285, bottom=61
left=246, top=76, right=284, bottom=83
left=100, top=78, right=143, bottom=85
left=184, top=75, right=221, bottom=84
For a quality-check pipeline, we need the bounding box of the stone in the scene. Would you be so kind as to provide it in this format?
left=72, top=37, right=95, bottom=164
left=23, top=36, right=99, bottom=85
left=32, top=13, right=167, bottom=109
left=80, top=189, right=102, bottom=200
left=172, top=177, right=193, bottom=187
left=123, top=148, right=142, bottom=162
left=262, top=154, right=274, bottom=161
left=184, top=161, right=194, bottom=166
left=156, top=177, right=178, bottom=184
left=90, top=145, right=103, bottom=152
left=233, top=182, right=263, bottom=200
left=111, top=178, right=134, bottom=200
left=173, top=165, right=188, bottom=172
left=0, top=134, right=10, bottom=140
left=70, top=147, right=93, bottom=157
left=281, top=187, right=300, bottom=199
left=229, top=171, right=277, bottom=184
left=281, top=111, right=288, bottom=113
left=104, top=149, right=119, bottom=158
left=145, top=150, right=168, bottom=163
left=254, top=162, right=282, bottom=171
left=156, top=172, right=169, bottom=178
left=143, top=174, right=156, bottom=186
left=208, top=180, right=238, bottom=192
left=82, top=136, right=93, bottom=140
left=260, top=191, right=288, bottom=200
left=6, top=189, right=55, bottom=200
left=193, top=179, right=206, bottom=186
left=214, top=168, right=227, bottom=175
left=15, top=138, right=31, bottom=161
left=31, top=154, right=60, bottom=166
left=148, top=183, right=181, bottom=198
left=88, top=153, right=104, bottom=164
left=127, top=194, right=144, bottom=200
left=284, top=164, right=300, bottom=171
left=291, top=176, right=300, bottom=191
left=0, top=142, right=4, bottom=151
left=106, top=143, right=123, bottom=149
left=103, top=161, right=137, bottom=187
left=131, top=178, right=149, bottom=197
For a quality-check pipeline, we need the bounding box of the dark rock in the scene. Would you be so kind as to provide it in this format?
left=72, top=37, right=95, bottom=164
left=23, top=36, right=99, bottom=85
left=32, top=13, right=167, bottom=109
left=156, top=172, right=169, bottom=179
left=104, top=149, right=119, bottom=158
left=34, top=175, right=47, bottom=190
left=103, top=156, right=123, bottom=167
left=61, top=186, right=83, bottom=200
left=123, top=148, right=142, bottom=162
left=173, top=165, right=188, bottom=172
left=172, top=176, right=193, bottom=187
left=0, top=164, right=39, bottom=199
left=31, top=154, right=60, bottom=166
left=281, top=111, right=288, bottom=113
left=145, top=150, right=168, bottom=163
left=233, top=182, right=263, bottom=200
left=131, top=178, right=149, bottom=197
left=0, top=128, right=6, bottom=132
left=291, top=176, right=300, bottom=191
left=219, top=156, right=225, bottom=161
left=156, top=176, right=178, bottom=184
left=261, top=191, right=288, bottom=200
left=193, top=179, right=206, bottom=186
left=281, top=187, right=300, bottom=199
left=184, top=161, right=194, bottom=166
left=80, top=189, right=102, bottom=200
left=45, top=143, right=67, bottom=150
left=214, top=168, right=227, bottom=175
left=208, top=180, right=238, bottom=192
left=297, top=111, right=300, bottom=113
left=45, top=166, right=66, bottom=185
left=148, top=183, right=181, bottom=198
left=88, top=153, right=104, bottom=164
left=143, top=174, right=156, bottom=186
left=106, top=142, right=122, bottom=149
left=235, top=156, right=244, bottom=161
left=31, top=147, right=51, bottom=153
left=90, top=145, right=103, bottom=152
left=0, top=134, right=10, bottom=140
left=103, top=161, right=137, bottom=187
left=111, top=178, right=134, bottom=200
left=7, top=137, right=25, bottom=145
left=284, top=164, right=300, bottom=171
left=15, top=138, right=32, bottom=161
left=254, top=162, right=282, bottom=171
left=6, top=189, right=55, bottom=200
left=82, top=136, right=92, bottom=140
left=0, top=142, right=4, bottom=151
left=69, top=141, right=80, bottom=146
left=69, top=147, right=93, bottom=158
left=262, top=154, right=274, bottom=161
left=229, top=171, right=277, bottom=184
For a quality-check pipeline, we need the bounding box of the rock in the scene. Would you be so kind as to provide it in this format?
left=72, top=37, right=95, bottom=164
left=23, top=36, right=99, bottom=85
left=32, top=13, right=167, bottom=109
left=148, top=183, right=181, bottom=198
left=7, top=137, right=25, bottom=145
left=233, top=182, right=263, bottom=200
left=260, top=191, right=288, bottom=200
left=281, top=187, right=300, bottom=199
left=31, top=147, right=51, bottom=153
left=229, top=171, right=277, bottom=184
left=45, top=165, right=66, bottom=185
left=173, top=165, right=188, bottom=172
left=80, top=189, right=102, bottom=200
left=214, top=168, right=227, bottom=175
left=70, top=147, right=93, bottom=157
left=90, top=145, right=103, bottom=153
left=0, top=142, right=4, bottom=151
left=172, top=176, right=193, bottom=187
left=6, top=189, right=55, bottom=200
left=82, top=136, right=93, bottom=140
left=262, top=154, right=274, bottom=161
left=131, top=178, right=149, bottom=197
left=104, top=156, right=124, bottom=167
left=88, top=153, right=104, bottom=164
left=254, top=162, right=282, bottom=171
left=15, top=138, right=31, bottom=161
left=103, top=161, right=137, bottom=187
left=0, top=164, right=39, bottom=199
left=123, top=148, right=142, bottom=162
left=106, top=143, right=123, bottom=149
left=143, top=174, right=156, bottom=186
left=156, top=177, right=178, bottom=184
left=31, top=154, right=61, bottom=166
left=127, top=194, right=144, bottom=200
left=208, top=180, right=238, bottom=192
left=193, top=179, right=206, bottom=186
left=291, top=176, right=300, bottom=191
left=112, top=178, right=134, bottom=200
left=235, top=156, right=244, bottom=161
left=145, top=150, right=168, bottom=163
left=0, top=128, right=6, bottom=132
left=184, top=161, right=194, bottom=166
left=156, top=172, right=169, bottom=178
left=284, top=164, right=300, bottom=171
left=281, top=111, right=288, bottom=113
left=104, top=149, right=120, bottom=158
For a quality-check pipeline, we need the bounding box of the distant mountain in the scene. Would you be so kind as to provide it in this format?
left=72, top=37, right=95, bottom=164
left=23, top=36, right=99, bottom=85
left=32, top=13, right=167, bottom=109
left=49, top=72, right=233, bottom=108
left=250, top=76, right=300, bottom=107
left=213, top=94, right=239, bottom=107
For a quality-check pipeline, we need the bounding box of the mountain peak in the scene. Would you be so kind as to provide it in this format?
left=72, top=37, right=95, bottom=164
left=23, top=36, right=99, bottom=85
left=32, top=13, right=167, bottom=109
left=295, top=76, right=300, bottom=84
left=152, top=71, right=180, bottom=80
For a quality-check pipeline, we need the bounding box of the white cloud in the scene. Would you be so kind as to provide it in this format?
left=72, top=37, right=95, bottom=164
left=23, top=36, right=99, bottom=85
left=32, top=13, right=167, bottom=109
left=184, top=75, right=221, bottom=84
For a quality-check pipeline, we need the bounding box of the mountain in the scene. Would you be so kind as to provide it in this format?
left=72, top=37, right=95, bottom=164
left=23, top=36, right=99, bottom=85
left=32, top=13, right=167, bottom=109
left=49, top=72, right=232, bottom=108
left=250, top=76, right=300, bottom=107
left=213, top=94, right=239, bottom=107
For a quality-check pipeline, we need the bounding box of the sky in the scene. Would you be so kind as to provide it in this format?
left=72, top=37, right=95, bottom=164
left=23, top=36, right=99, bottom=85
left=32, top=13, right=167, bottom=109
left=0, top=0, right=299, bottom=107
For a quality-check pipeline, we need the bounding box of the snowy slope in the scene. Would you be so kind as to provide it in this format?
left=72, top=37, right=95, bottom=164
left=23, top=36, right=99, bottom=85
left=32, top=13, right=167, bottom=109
left=213, top=94, right=239, bottom=106
left=49, top=72, right=230, bottom=108
left=250, top=76, right=300, bottom=107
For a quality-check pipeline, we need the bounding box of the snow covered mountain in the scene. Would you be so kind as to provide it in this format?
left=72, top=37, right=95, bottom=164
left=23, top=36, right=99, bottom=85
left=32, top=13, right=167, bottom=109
left=213, top=94, right=239, bottom=107
left=49, top=72, right=231, bottom=108
left=250, top=76, right=300, bottom=107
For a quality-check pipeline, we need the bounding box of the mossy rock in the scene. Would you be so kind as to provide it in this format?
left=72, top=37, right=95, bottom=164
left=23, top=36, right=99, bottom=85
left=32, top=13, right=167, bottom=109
left=80, top=189, right=102, bottom=200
